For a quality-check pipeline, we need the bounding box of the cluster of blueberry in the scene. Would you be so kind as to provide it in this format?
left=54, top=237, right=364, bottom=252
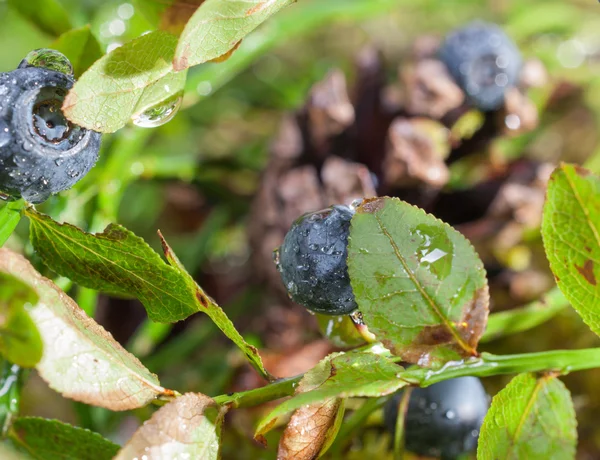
left=0, top=49, right=101, bottom=203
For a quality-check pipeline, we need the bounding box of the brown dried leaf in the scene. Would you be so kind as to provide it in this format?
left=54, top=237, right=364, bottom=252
left=115, top=393, right=225, bottom=460
left=402, top=59, right=464, bottom=119
left=384, top=118, right=450, bottom=188
left=321, top=156, right=377, bottom=206
left=277, top=398, right=344, bottom=460
left=0, top=249, right=169, bottom=411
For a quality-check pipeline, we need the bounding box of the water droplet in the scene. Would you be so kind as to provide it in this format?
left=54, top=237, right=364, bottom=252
left=309, top=243, right=319, bottom=251
left=414, top=224, right=453, bottom=280
left=445, top=409, right=456, bottom=419
left=0, top=121, right=11, bottom=148
left=19, top=49, right=73, bottom=76
left=54, top=158, right=64, bottom=166
left=349, top=198, right=363, bottom=211
left=132, top=92, right=183, bottom=128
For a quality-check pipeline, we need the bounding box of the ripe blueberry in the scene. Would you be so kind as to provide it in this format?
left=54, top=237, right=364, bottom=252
left=384, top=377, right=489, bottom=459
left=439, top=21, right=521, bottom=111
left=275, top=205, right=357, bottom=315
left=0, top=50, right=101, bottom=203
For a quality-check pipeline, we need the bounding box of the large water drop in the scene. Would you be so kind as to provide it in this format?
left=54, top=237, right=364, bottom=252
left=19, top=49, right=74, bottom=76
left=132, top=93, right=183, bottom=128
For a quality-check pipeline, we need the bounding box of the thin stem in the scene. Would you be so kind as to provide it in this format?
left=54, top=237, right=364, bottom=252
left=393, top=388, right=412, bottom=460
left=210, top=348, right=600, bottom=409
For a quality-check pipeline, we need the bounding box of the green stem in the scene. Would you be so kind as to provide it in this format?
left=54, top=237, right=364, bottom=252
left=0, top=361, right=23, bottom=437
left=211, top=348, right=600, bottom=408
left=481, top=287, right=569, bottom=343
left=393, top=388, right=412, bottom=460
left=0, top=200, right=25, bottom=247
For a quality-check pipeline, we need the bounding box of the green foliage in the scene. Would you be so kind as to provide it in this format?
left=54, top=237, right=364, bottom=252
left=348, top=197, right=489, bottom=366
left=542, top=164, right=600, bottom=337
left=51, top=26, right=103, bottom=78
left=7, top=0, right=71, bottom=38
left=0, top=273, right=42, bottom=368
left=8, top=417, right=119, bottom=460
left=478, top=373, right=577, bottom=459
left=63, top=31, right=187, bottom=133
left=174, top=0, right=296, bottom=70
left=26, top=208, right=198, bottom=323
left=0, top=201, right=24, bottom=248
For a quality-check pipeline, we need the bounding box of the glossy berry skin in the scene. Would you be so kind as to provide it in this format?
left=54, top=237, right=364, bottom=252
left=384, top=377, right=489, bottom=459
left=0, top=66, right=101, bottom=203
left=439, top=21, right=521, bottom=111
left=276, top=205, right=357, bottom=315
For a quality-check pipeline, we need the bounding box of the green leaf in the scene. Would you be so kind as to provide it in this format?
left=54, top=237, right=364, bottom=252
left=173, top=0, right=296, bottom=71
left=7, top=0, right=71, bottom=37
left=157, top=232, right=272, bottom=381
left=0, top=273, right=42, bottom=368
left=51, top=26, right=103, bottom=79
left=0, top=248, right=172, bottom=410
left=542, top=164, right=600, bottom=337
left=9, top=417, right=119, bottom=460
left=255, top=352, right=405, bottom=439
left=63, top=31, right=187, bottom=133
left=347, top=197, right=489, bottom=366
left=115, top=393, right=225, bottom=460
left=25, top=208, right=198, bottom=323
left=0, top=201, right=25, bottom=248
left=477, top=373, right=577, bottom=460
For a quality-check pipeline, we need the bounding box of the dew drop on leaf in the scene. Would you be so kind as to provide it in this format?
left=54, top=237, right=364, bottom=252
left=19, top=49, right=74, bottom=76
left=132, top=93, right=183, bottom=128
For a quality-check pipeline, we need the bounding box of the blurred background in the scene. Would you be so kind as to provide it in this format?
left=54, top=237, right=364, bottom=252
left=2, top=0, right=600, bottom=458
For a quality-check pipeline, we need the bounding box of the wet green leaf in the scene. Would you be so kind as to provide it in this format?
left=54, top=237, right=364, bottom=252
left=348, top=197, right=489, bottom=366
left=256, top=352, right=404, bottom=440
left=0, top=201, right=24, bottom=248
left=115, top=393, right=224, bottom=460
left=0, top=272, right=42, bottom=368
left=0, top=248, right=171, bottom=410
left=477, top=373, right=576, bottom=460
left=157, top=232, right=272, bottom=381
left=173, top=0, right=295, bottom=70
left=542, top=164, right=600, bottom=337
left=9, top=417, right=119, bottom=460
left=63, top=31, right=187, bottom=133
left=51, top=26, right=103, bottom=78
left=7, top=0, right=71, bottom=38
left=26, top=208, right=198, bottom=323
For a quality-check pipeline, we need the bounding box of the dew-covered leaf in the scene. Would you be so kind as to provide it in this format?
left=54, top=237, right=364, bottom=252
left=158, top=232, right=272, bottom=380
left=0, top=272, right=42, bottom=368
left=277, top=397, right=345, bottom=459
left=51, top=26, right=103, bottom=78
left=7, top=0, right=72, bottom=37
left=63, top=31, right=187, bottom=133
left=26, top=208, right=198, bottom=323
left=173, top=0, right=296, bottom=70
left=348, top=197, right=489, bottom=366
left=255, top=352, right=404, bottom=440
left=9, top=417, right=119, bottom=460
left=0, top=248, right=172, bottom=410
left=542, top=163, right=600, bottom=337
left=115, top=393, right=225, bottom=460
left=477, top=373, right=577, bottom=460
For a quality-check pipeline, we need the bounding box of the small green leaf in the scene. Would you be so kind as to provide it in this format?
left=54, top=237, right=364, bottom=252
left=348, top=197, right=489, bottom=366
left=26, top=208, right=198, bottom=323
left=173, top=0, right=296, bottom=70
left=7, top=0, right=71, bottom=37
left=9, top=417, right=119, bottom=460
left=0, top=201, right=24, bottom=248
left=63, top=31, right=187, bottom=133
left=255, top=352, right=405, bottom=440
left=0, top=273, right=42, bottom=368
left=542, top=164, right=600, bottom=337
left=51, top=26, right=103, bottom=78
left=115, top=393, right=225, bottom=460
left=0, top=248, right=172, bottom=410
left=477, top=373, right=577, bottom=460
left=158, top=232, right=272, bottom=381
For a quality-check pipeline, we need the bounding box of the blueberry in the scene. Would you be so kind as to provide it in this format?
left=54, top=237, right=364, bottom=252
left=384, top=377, right=489, bottom=459
left=0, top=55, right=101, bottom=203
left=276, top=205, right=357, bottom=315
left=439, top=21, right=521, bottom=111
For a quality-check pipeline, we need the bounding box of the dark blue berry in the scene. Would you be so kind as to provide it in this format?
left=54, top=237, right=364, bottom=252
left=384, top=377, right=489, bottom=459
left=439, top=21, right=521, bottom=111
left=0, top=57, right=101, bottom=203
left=276, top=205, right=357, bottom=315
